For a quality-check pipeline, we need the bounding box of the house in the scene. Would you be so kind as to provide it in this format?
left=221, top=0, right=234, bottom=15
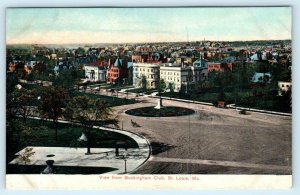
left=132, top=63, right=160, bottom=89
left=53, top=60, right=73, bottom=74
left=107, top=56, right=128, bottom=84
left=207, top=62, right=232, bottom=72
left=84, top=61, right=109, bottom=82
left=132, top=52, right=164, bottom=63
left=175, top=56, right=193, bottom=65
left=278, top=81, right=291, bottom=96
left=250, top=72, right=272, bottom=84
left=8, top=62, right=25, bottom=73
left=250, top=51, right=268, bottom=62
left=193, top=57, right=207, bottom=68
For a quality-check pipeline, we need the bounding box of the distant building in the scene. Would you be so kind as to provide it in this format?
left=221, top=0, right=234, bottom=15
left=84, top=61, right=109, bottom=82
left=207, top=62, right=232, bottom=72
left=107, top=56, right=127, bottom=84
left=8, top=62, right=25, bottom=73
left=250, top=72, right=272, bottom=84
left=250, top=51, right=268, bottom=62
left=54, top=60, right=73, bottom=74
left=193, top=57, right=207, bottom=68
left=278, top=81, right=291, bottom=96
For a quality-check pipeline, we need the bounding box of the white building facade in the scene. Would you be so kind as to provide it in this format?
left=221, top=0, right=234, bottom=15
left=251, top=72, right=272, bottom=84
left=84, top=65, right=107, bottom=82
left=133, top=63, right=160, bottom=89
left=160, top=64, right=208, bottom=92
left=278, top=81, right=292, bottom=96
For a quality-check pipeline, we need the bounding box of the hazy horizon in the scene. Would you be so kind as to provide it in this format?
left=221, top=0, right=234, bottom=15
left=6, top=7, right=292, bottom=45
left=6, top=39, right=292, bottom=47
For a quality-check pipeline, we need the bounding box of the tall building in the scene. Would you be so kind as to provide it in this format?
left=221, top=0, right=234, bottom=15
left=160, top=63, right=207, bottom=92
left=107, top=56, right=128, bottom=84
left=132, top=63, right=160, bottom=89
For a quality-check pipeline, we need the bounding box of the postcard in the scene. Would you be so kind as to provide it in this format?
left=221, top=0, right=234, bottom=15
left=6, top=7, right=292, bottom=189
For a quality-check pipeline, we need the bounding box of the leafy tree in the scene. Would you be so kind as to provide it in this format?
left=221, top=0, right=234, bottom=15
left=217, top=91, right=226, bottom=101
left=276, top=88, right=292, bottom=113
left=7, top=86, right=36, bottom=122
left=256, top=61, right=270, bottom=74
left=76, top=47, right=86, bottom=56
left=157, top=79, right=166, bottom=95
left=141, top=75, right=147, bottom=90
left=52, top=69, right=81, bottom=91
left=168, top=82, right=174, bottom=98
left=64, top=96, right=112, bottom=154
left=38, top=86, right=69, bottom=140
left=26, top=73, right=35, bottom=82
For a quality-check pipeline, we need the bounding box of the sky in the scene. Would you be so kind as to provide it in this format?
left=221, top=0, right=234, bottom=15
left=6, top=7, right=292, bottom=44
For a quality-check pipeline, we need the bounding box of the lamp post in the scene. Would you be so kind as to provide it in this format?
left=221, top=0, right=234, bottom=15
left=124, top=149, right=127, bottom=174
left=78, top=131, right=91, bottom=155
left=36, top=96, right=41, bottom=117
left=121, top=118, right=124, bottom=130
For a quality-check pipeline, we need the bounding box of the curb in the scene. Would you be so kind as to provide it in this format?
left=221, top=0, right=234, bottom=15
left=227, top=104, right=292, bottom=117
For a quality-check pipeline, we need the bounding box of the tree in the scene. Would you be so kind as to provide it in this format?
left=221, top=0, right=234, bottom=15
left=168, top=82, right=174, bottom=98
left=157, top=79, right=166, bottom=95
left=38, top=86, right=69, bottom=140
left=76, top=47, right=86, bottom=56
left=141, top=75, right=147, bottom=90
left=52, top=69, right=81, bottom=92
left=64, top=96, right=112, bottom=154
left=7, top=86, right=37, bottom=122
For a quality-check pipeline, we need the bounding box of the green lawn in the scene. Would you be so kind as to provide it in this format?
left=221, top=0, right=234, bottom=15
left=161, top=91, right=291, bottom=113
left=125, top=106, right=195, bottom=117
left=73, top=91, right=137, bottom=107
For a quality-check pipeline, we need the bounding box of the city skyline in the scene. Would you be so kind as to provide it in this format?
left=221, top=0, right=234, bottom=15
left=6, top=7, right=292, bottom=44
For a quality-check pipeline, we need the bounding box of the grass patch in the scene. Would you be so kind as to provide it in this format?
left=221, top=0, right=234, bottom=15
left=125, top=106, right=195, bottom=117
left=74, top=92, right=137, bottom=107
left=162, top=91, right=252, bottom=105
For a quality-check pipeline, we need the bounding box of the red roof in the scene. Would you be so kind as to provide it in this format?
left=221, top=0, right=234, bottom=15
left=90, top=61, right=109, bottom=67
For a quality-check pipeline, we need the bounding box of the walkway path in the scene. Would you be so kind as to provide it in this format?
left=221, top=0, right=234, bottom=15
left=151, top=157, right=291, bottom=172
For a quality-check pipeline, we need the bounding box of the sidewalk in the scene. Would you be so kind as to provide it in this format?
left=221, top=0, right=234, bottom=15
left=227, top=104, right=292, bottom=117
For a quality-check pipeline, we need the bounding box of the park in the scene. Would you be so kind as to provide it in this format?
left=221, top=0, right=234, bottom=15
left=7, top=82, right=291, bottom=175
